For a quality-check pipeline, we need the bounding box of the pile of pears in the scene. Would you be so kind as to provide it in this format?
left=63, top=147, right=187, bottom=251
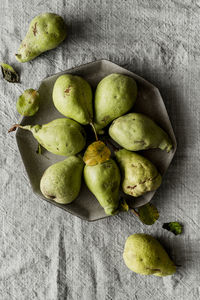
left=12, top=13, right=173, bottom=214
left=11, top=71, right=173, bottom=214
left=10, top=13, right=177, bottom=277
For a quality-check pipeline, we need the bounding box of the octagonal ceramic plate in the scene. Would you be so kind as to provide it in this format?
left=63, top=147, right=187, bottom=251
left=16, top=59, right=177, bottom=221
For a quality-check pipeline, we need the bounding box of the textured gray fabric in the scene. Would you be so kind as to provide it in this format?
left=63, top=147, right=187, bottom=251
left=0, top=0, right=200, bottom=299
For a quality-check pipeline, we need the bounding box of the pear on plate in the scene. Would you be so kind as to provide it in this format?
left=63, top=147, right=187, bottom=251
left=109, top=113, right=173, bottom=152
left=84, top=159, right=121, bottom=215
left=123, top=234, right=176, bottom=276
left=94, top=73, right=137, bottom=132
left=9, top=118, right=86, bottom=156
left=15, top=13, right=67, bottom=63
left=40, top=156, right=84, bottom=204
left=115, top=149, right=162, bottom=197
left=53, top=74, right=93, bottom=125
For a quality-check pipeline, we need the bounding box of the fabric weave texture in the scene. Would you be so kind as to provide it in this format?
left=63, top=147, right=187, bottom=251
left=0, top=1, right=200, bottom=299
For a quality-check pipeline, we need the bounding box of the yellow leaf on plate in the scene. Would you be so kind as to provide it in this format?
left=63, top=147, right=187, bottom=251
left=83, top=141, right=111, bottom=166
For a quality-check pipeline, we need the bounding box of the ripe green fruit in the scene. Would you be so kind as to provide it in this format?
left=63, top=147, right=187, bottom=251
left=53, top=74, right=93, bottom=125
left=94, top=73, right=137, bottom=131
left=84, top=159, right=121, bottom=215
left=16, top=89, right=40, bottom=116
left=123, top=234, right=176, bottom=276
left=109, top=113, right=173, bottom=152
left=16, top=13, right=67, bottom=63
left=40, top=156, right=84, bottom=204
left=115, top=149, right=162, bottom=197
left=9, top=118, right=86, bottom=156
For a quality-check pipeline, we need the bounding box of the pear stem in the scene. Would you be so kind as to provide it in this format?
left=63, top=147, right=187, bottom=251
left=8, top=124, right=21, bottom=133
left=130, top=208, right=139, bottom=217
left=90, top=122, right=98, bottom=141
left=15, top=54, right=21, bottom=62
left=8, top=124, right=33, bottom=133
left=105, top=138, right=119, bottom=152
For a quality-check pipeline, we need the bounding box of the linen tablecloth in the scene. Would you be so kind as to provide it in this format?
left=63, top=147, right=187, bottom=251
left=0, top=1, right=200, bottom=299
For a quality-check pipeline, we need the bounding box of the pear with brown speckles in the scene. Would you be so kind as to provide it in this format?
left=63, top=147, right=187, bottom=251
left=16, top=13, right=67, bottom=63
left=53, top=74, right=93, bottom=125
left=115, top=149, right=162, bottom=197
left=123, top=234, right=176, bottom=276
left=40, top=156, right=84, bottom=204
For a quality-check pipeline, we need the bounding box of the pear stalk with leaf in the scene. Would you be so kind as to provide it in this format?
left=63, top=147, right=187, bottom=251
left=83, top=141, right=121, bottom=215
left=115, top=149, right=162, bottom=197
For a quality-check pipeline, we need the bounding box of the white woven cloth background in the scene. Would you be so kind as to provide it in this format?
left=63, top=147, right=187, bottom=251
left=0, top=1, right=200, bottom=299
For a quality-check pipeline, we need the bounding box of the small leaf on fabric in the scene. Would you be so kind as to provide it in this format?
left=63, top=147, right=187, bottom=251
left=138, top=203, right=159, bottom=225
left=83, top=141, right=111, bottom=166
left=1, top=63, right=20, bottom=83
left=162, top=222, right=182, bottom=235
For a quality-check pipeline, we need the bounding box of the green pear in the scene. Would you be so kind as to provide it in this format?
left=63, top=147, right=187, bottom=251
left=9, top=118, right=86, bottom=156
left=109, top=113, right=173, bottom=152
left=123, top=234, right=176, bottom=276
left=40, top=156, right=84, bottom=204
left=0, top=63, right=20, bottom=83
left=53, top=74, right=93, bottom=125
left=115, top=149, right=162, bottom=197
left=84, top=159, right=121, bottom=215
left=16, top=89, right=40, bottom=116
left=94, top=73, right=137, bottom=131
left=16, top=13, right=67, bottom=63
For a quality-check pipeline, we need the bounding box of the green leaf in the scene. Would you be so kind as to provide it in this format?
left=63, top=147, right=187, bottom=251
left=137, top=203, right=159, bottom=225
left=1, top=63, right=20, bottom=83
left=119, top=198, right=129, bottom=212
left=36, top=143, right=42, bottom=155
left=162, top=222, right=182, bottom=235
